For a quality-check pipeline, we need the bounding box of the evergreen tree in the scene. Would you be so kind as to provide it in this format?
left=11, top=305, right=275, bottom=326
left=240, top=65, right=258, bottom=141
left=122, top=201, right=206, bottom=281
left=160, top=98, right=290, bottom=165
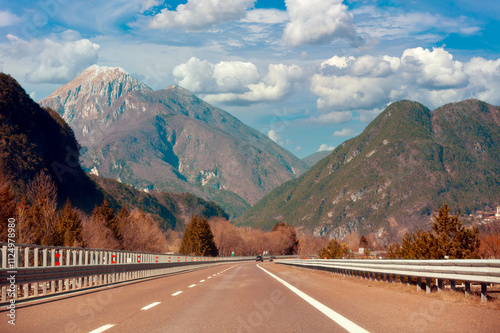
left=388, top=204, right=480, bottom=259
left=318, top=239, right=351, bottom=259
left=179, top=216, right=218, bottom=256
left=92, top=199, right=123, bottom=247
left=57, top=199, right=83, bottom=247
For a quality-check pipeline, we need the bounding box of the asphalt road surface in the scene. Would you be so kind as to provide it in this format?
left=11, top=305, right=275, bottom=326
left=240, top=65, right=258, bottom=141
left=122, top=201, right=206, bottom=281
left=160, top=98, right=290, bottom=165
left=2, top=262, right=499, bottom=332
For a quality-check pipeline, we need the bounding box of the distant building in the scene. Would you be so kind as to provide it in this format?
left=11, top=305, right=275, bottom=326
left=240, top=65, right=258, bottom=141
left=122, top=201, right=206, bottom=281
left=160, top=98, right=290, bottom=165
left=496, top=206, right=500, bottom=219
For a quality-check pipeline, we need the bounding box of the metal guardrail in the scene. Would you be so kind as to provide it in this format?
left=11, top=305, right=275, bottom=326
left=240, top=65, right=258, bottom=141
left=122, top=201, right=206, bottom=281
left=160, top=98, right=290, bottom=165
left=274, top=259, right=500, bottom=303
left=0, top=243, right=253, bottom=304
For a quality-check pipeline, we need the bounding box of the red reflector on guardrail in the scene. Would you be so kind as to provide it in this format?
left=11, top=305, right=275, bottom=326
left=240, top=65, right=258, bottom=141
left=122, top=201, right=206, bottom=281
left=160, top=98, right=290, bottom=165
left=55, top=253, right=61, bottom=266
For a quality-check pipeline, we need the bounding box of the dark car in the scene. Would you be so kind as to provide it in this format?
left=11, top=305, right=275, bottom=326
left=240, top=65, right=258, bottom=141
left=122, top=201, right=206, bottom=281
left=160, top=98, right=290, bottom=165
left=270, top=256, right=275, bottom=262
left=256, top=255, right=263, bottom=262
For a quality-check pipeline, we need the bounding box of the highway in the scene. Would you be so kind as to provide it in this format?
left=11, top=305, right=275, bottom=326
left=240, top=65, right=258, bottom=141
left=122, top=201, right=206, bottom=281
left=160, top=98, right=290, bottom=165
left=2, top=262, right=499, bottom=333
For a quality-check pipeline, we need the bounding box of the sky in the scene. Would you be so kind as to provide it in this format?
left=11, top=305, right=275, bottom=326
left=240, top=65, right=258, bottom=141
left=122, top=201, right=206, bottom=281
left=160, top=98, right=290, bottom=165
left=1, top=0, right=499, bottom=158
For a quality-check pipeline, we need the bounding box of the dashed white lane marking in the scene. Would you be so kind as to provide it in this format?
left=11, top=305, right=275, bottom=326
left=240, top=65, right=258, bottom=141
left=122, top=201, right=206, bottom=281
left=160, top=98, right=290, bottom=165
left=188, top=284, right=196, bottom=288
left=141, top=302, right=161, bottom=310
left=89, top=324, right=115, bottom=333
left=171, top=291, right=183, bottom=296
left=257, top=265, right=370, bottom=333
left=208, top=276, right=211, bottom=279
left=200, top=279, right=205, bottom=283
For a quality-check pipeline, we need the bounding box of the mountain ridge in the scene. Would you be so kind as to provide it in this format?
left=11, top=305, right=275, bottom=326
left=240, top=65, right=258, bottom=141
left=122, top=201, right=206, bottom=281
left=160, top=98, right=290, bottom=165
left=40, top=65, right=307, bottom=216
left=236, top=99, right=500, bottom=239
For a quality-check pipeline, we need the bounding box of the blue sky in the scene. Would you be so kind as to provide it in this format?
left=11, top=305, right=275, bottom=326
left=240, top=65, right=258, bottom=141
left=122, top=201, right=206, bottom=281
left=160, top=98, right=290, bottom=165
left=1, top=0, right=499, bottom=158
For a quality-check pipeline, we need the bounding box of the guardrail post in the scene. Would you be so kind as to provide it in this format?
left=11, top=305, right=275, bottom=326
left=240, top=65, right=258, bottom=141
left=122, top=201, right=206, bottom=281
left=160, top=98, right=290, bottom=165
left=407, top=276, right=412, bottom=287
left=42, top=249, right=47, bottom=295
left=23, top=247, right=29, bottom=299
left=78, top=250, right=83, bottom=289
left=437, top=279, right=443, bottom=292
left=465, top=282, right=471, bottom=297
left=50, top=249, right=56, bottom=293
left=33, top=248, right=39, bottom=297
left=450, top=280, right=456, bottom=291
left=416, top=277, right=422, bottom=292
left=426, top=278, right=431, bottom=294
left=481, top=283, right=487, bottom=303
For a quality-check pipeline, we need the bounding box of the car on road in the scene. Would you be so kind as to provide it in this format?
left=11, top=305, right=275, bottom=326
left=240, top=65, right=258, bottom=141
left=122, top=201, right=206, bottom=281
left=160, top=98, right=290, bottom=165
left=256, top=255, right=263, bottom=262
left=270, top=256, right=275, bottom=262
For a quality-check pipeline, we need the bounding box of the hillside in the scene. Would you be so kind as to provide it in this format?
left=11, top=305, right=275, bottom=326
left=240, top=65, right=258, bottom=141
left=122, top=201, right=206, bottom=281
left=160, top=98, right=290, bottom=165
left=0, top=73, right=228, bottom=231
left=302, top=150, right=331, bottom=168
left=236, top=100, right=500, bottom=239
left=40, top=66, right=307, bottom=217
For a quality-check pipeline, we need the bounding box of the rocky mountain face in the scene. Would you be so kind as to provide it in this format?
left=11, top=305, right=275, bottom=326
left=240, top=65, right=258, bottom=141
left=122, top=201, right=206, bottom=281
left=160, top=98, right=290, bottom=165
left=40, top=66, right=307, bottom=217
left=0, top=73, right=228, bottom=230
left=236, top=100, right=500, bottom=239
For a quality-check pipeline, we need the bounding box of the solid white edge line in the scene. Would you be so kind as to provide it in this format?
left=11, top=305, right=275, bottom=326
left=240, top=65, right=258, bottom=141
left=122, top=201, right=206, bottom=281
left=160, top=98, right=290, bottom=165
left=257, top=265, right=370, bottom=333
left=141, top=302, right=161, bottom=310
left=188, top=284, right=196, bottom=288
left=89, top=324, right=115, bottom=333
left=171, top=291, right=183, bottom=296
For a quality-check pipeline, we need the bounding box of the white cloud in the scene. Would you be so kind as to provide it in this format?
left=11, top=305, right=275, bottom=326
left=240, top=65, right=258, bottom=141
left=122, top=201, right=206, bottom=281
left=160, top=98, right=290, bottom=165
left=318, top=144, right=335, bottom=152
left=309, top=111, right=353, bottom=124
left=174, top=57, right=304, bottom=104
left=268, top=129, right=280, bottom=143
left=400, top=47, right=468, bottom=89
left=294, top=146, right=302, bottom=151
left=0, top=10, right=20, bottom=27
left=463, top=57, right=500, bottom=105
left=283, top=0, right=358, bottom=46
left=149, top=0, right=256, bottom=30
left=333, top=128, right=356, bottom=137
left=6, top=33, right=100, bottom=84
left=311, top=47, right=497, bottom=112
left=243, top=9, right=288, bottom=24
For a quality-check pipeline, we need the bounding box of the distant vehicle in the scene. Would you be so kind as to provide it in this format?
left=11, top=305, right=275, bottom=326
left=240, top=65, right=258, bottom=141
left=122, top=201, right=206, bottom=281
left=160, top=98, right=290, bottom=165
left=256, top=255, right=263, bottom=262
left=270, top=256, right=275, bottom=262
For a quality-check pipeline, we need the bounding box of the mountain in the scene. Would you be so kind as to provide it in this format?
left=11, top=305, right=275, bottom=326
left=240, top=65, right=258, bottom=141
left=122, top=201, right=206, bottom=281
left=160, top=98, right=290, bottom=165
left=236, top=100, right=500, bottom=239
left=302, top=150, right=331, bottom=168
left=40, top=65, right=307, bottom=217
left=0, top=73, right=228, bottom=230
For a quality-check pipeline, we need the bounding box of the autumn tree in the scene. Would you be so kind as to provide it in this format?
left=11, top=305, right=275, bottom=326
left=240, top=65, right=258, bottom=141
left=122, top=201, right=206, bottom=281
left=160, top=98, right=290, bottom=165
left=119, top=209, right=167, bottom=253
left=179, top=216, right=218, bottom=256
left=479, top=221, right=500, bottom=259
left=272, top=222, right=299, bottom=255
left=388, top=204, right=480, bottom=259
left=26, top=171, right=59, bottom=245
left=209, top=217, right=242, bottom=257
left=0, top=173, right=16, bottom=242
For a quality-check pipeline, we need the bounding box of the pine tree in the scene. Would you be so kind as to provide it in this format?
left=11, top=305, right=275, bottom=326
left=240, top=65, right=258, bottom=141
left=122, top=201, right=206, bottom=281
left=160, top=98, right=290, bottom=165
left=388, top=204, right=480, bottom=259
left=179, top=216, right=218, bottom=256
left=93, top=199, right=123, bottom=247
left=57, top=199, right=83, bottom=247
left=318, top=239, right=351, bottom=259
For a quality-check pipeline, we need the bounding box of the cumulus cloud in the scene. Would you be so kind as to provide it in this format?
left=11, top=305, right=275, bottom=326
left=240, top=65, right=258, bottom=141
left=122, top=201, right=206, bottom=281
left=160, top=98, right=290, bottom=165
left=0, top=10, right=20, bottom=27
left=6, top=33, right=100, bottom=84
left=283, top=0, right=359, bottom=46
left=311, top=47, right=498, bottom=112
left=333, top=128, right=356, bottom=137
left=149, top=0, right=256, bottom=30
left=318, top=144, right=335, bottom=152
left=173, top=57, right=304, bottom=104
